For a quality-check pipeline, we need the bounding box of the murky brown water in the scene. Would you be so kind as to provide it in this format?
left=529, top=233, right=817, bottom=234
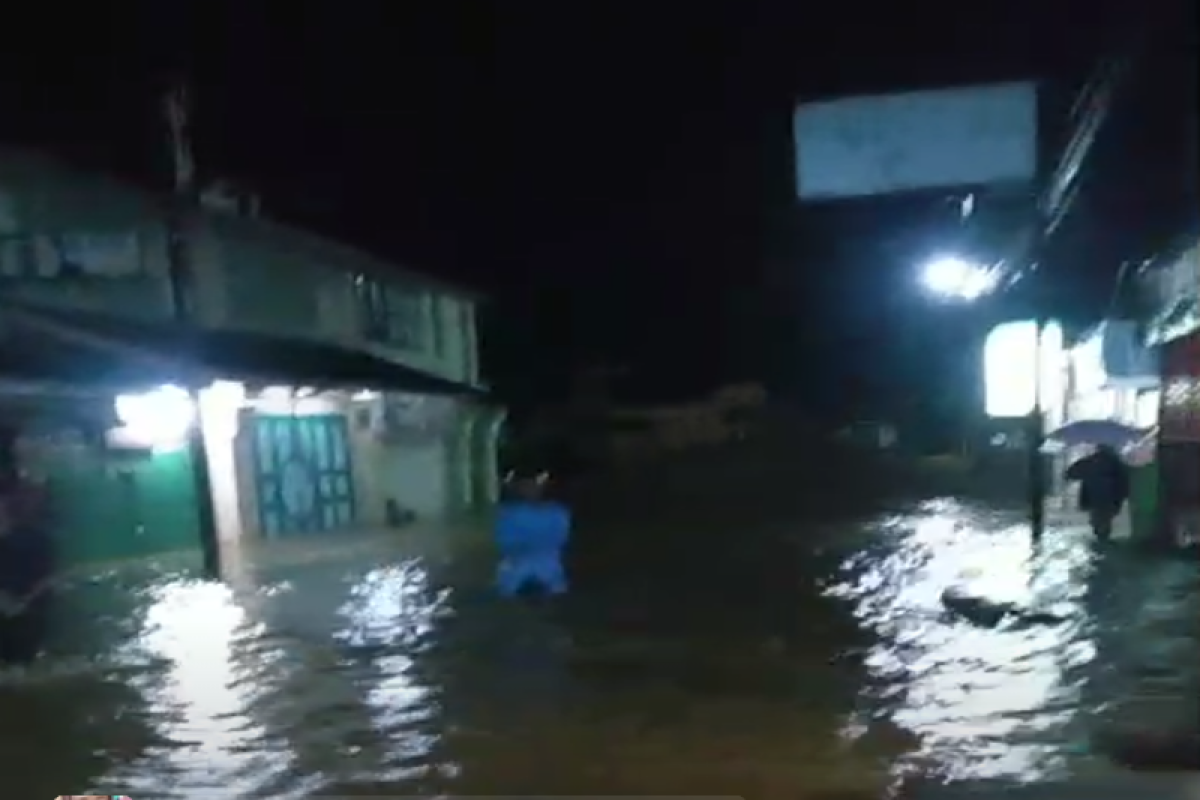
left=1, top=498, right=1196, bottom=799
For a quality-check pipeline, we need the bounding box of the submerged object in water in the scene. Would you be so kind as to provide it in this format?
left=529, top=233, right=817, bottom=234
left=939, top=588, right=1069, bottom=628
left=1101, top=728, right=1200, bottom=771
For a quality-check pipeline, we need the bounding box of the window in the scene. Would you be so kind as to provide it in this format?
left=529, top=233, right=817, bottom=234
left=353, top=274, right=429, bottom=351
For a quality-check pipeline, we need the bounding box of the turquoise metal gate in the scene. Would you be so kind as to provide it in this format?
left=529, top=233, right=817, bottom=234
left=251, top=414, right=357, bottom=537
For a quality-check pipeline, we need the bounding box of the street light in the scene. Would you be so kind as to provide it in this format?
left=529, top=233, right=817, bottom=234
left=917, top=254, right=1049, bottom=541
left=919, top=255, right=1000, bottom=301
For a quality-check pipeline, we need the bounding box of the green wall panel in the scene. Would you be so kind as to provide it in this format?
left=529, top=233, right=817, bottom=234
left=41, top=447, right=201, bottom=568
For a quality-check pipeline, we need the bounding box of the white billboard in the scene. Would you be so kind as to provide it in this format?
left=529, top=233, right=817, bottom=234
left=982, top=320, right=1064, bottom=419
left=794, top=82, right=1037, bottom=200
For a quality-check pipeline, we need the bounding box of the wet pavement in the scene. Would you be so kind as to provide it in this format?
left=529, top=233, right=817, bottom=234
left=0, top=498, right=1196, bottom=799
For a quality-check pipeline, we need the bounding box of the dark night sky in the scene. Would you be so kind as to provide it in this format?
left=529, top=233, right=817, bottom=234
left=2, top=0, right=1149, bottom=420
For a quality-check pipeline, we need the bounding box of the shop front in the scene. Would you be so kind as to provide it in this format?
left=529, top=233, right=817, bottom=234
left=1158, top=330, right=1200, bottom=546
left=1144, top=240, right=1200, bottom=547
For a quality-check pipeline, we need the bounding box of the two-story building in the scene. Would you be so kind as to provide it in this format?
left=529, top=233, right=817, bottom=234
left=0, top=148, right=503, bottom=565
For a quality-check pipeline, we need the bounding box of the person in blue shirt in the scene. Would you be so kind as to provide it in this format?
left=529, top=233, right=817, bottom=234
left=495, top=472, right=570, bottom=597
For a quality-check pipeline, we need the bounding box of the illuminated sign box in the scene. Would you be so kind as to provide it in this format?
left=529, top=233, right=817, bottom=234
left=983, top=320, right=1064, bottom=419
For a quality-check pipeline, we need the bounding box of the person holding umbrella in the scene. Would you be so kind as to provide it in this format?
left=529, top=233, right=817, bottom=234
left=1064, top=443, right=1131, bottom=542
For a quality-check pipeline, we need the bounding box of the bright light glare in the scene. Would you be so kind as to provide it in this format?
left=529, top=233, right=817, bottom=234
left=982, top=320, right=1064, bottom=418
left=920, top=256, right=998, bottom=301
left=822, top=499, right=1089, bottom=782
left=136, top=579, right=272, bottom=784
left=114, top=384, right=196, bottom=451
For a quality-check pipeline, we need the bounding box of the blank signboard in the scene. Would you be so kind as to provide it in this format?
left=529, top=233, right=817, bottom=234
left=795, top=82, right=1037, bottom=200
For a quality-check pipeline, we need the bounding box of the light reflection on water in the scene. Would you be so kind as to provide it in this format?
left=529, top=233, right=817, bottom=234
left=0, top=501, right=1194, bottom=798
left=829, top=500, right=1098, bottom=783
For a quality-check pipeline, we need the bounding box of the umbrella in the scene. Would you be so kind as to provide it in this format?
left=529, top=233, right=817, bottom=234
left=1046, top=419, right=1149, bottom=449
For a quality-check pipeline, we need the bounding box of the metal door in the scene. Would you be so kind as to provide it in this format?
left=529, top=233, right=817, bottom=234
left=252, top=414, right=356, bottom=537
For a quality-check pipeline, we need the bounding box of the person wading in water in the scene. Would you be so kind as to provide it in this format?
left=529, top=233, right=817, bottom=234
left=495, top=471, right=571, bottom=598
left=0, top=424, right=56, bottom=664
left=1065, top=444, right=1131, bottom=541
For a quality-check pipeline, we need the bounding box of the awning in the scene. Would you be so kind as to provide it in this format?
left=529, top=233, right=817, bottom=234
left=1097, top=320, right=1159, bottom=384
left=0, top=323, right=182, bottom=393
left=1146, top=294, right=1200, bottom=345
left=0, top=299, right=486, bottom=397
left=1070, top=319, right=1160, bottom=392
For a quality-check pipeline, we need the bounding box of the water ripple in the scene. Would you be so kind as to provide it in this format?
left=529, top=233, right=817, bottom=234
left=0, top=502, right=1193, bottom=798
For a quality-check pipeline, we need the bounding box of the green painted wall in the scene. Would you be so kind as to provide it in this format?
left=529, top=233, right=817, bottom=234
left=40, top=446, right=201, bottom=568
left=1130, top=462, right=1159, bottom=541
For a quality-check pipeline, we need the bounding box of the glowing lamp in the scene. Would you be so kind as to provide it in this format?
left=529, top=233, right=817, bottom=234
left=114, top=384, right=196, bottom=451
left=920, top=256, right=999, bottom=301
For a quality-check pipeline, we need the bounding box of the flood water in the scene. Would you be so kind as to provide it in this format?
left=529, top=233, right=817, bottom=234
left=1, top=498, right=1196, bottom=798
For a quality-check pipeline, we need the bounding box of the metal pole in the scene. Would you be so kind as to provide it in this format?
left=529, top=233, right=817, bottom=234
left=164, top=84, right=221, bottom=579
left=1029, top=315, right=1048, bottom=541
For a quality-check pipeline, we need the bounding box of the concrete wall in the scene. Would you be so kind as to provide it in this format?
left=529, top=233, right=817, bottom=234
left=0, top=148, right=481, bottom=386
left=223, top=392, right=495, bottom=540
left=0, top=150, right=177, bottom=322
left=197, top=211, right=480, bottom=385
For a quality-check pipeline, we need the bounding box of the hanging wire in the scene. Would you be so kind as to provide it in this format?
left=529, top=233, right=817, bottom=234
left=1103, top=260, right=1137, bottom=320
left=1042, top=54, right=1132, bottom=239
left=1040, top=7, right=1161, bottom=246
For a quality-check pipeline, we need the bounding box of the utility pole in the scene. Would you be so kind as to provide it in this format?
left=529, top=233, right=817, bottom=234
left=163, top=83, right=221, bottom=578
left=1029, top=315, right=1047, bottom=542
